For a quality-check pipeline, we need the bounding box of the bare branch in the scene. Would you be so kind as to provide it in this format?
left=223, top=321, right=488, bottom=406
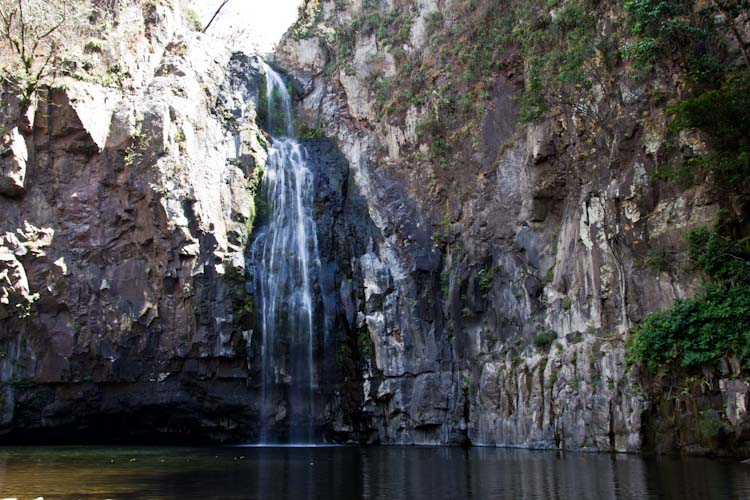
left=18, top=0, right=25, bottom=64
left=202, top=0, right=229, bottom=33
left=32, top=42, right=53, bottom=82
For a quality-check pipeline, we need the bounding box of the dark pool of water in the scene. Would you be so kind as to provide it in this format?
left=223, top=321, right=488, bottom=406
left=0, top=445, right=747, bottom=499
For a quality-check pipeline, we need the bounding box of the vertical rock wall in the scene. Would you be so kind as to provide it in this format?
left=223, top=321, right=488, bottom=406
left=273, top=0, right=750, bottom=454
left=0, top=2, right=270, bottom=441
left=0, top=0, right=747, bottom=454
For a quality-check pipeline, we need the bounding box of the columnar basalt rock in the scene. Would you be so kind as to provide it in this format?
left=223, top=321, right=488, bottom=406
left=0, top=0, right=747, bottom=455
left=273, top=0, right=750, bottom=454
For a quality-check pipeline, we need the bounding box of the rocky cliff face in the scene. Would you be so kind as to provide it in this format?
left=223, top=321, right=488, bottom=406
left=273, top=0, right=750, bottom=454
left=0, top=0, right=748, bottom=455
left=0, top=1, right=378, bottom=442
left=0, top=2, right=272, bottom=441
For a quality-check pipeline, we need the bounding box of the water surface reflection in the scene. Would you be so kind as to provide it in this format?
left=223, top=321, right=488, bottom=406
left=0, top=445, right=746, bottom=499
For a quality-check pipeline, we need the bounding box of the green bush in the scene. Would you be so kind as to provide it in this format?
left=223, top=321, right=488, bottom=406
left=667, top=72, right=750, bottom=188
left=622, top=0, right=723, bottom=82
left=643, top=246, right=672, bottom=271
left=532, top=330, right=557, bottom=351
left=628, top=227, right=750, bottom=371
left=478, top=266, right=496, bottom=296
left=185, top=8, right=203, bottom=31
left=562, top=296, right=572, bottom=311
left=515, top=0, right=599, bottom=123
left=357, top=327, right=372, bottom=357
left=699, top=411, right=727, bottom=440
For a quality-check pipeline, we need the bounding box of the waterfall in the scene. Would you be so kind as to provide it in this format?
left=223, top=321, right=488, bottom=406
left=251, top=63, right=323, bottom=444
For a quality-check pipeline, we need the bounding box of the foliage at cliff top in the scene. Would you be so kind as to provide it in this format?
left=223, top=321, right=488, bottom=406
left=297, top=0, right=748, bottom=172
left=0, top=0, right=204, bottom=104
left=619, top=0, right=750, bottom=376
left=628, top=226, right=750, bottom=372
left=0, top=0, right=97, bottom=103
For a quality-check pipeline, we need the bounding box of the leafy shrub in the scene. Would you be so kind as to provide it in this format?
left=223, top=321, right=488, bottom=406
left=667, top=72, right=750, bottom=188
left=185, top=8, right=202, bottom=31
left=532, top=330, right=557, bottom=351
left=699, top=411, right=727, bottom=440
left=478, top=266, right=496, bottom=296
left=416, top=113, right=449, bottom=164
left=643, top=246, right=672, bottom=271
left=628, top=227, right=750, bottom=371
left=515, top=0, right=600, bottom=123
left=562, top=296, right=572, bottom=311
left=622, top=0, right=725, bottom=83
left=357, top=327, right=372, bottom=357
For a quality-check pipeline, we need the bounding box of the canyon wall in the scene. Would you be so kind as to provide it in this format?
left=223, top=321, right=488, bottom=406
left=0, top=2, right=271, bottom=441
left=273, top=0, right=750, bottom=454
left=0, top=0, right=748, bottom=455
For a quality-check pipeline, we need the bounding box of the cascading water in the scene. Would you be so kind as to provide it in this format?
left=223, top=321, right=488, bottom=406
left=251, top=63, right=323, bottom=444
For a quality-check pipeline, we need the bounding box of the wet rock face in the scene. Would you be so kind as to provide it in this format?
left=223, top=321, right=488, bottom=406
left=0, top=0, right=746, bottom=454
left=273, top=0, right=748, bottom=454
left=242, top=133, right=379, bottom=442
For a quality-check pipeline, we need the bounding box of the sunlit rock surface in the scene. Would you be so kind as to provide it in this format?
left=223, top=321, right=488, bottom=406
left=271, top=0, right=750, bottom=454
left=0, top=0, right=748, bottom=455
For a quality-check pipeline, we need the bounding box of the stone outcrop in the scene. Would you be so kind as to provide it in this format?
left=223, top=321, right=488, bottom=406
left=272, top=0, right=750, bottom=454
left=0, top=0, right=747, bottom=456
left=0, top=2, right=269, bottom=442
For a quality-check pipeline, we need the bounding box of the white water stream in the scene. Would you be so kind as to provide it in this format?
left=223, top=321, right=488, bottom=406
left=251, top=64, right=323, bottom=443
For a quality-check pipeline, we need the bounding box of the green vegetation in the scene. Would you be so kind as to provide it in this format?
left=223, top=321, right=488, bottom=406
left=628, top=226, right=750, bottom=371
left=314, top=0, right=518, bottom=164
left=0, top=0, right=95, bottom=104
left=667, top=72, right=750, bottom=189
left=622, top=0, right=750, bottom=83
left=238, top=294, right=254, bottom=325
left=629, top=1, right=750, bottom=374
left=257, top=73, right=269, bottom=126
left=15, top=292, right=39, bottom=319
left=123, top=125, right=145, bottom=168
left=699, top=410, right=727, bottom=441
left=511, top=355, right=525, bottom=370
left=622, top=0, right=748, bottom=191
left=297, top=125, right=324, bottom=139
left=257, top=74, right=294, bottom=136
left=185, top=8, right=203, bottom=31
left=310, top=0, right=748, bottom=170
left=175, top=127, right=186, bottom=147
left=532, top=330, right=557, bottom=351
left=478, top=266, right=496, bottom=296
left=346, top=1, right=414, bottom=52
left=224, top=265, right=254, bottom=329
left=247, top=164, right=267, bottom=235
left=83, top=39, right=104, bottom=54
left=289, top=0, right=323, bottom=40
left=356, top=327, right=371, bottom=358
left=440, top=268, right=449, bottom=297
left=515, top=0, right=603, bottom=124
left=642, top=246, right=672, bottom=272
left=561, top=296, right=572, bottom=311
left=543, top=262, right=556, bottom=285
left=623, top=0, right=721, bottom=80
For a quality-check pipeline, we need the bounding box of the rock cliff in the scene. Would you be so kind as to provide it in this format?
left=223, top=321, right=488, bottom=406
left=0, top=0, right=748, bottom=455
left=0, top=1, right=270, bottom=441
left=272, top=0, right=750, bottom=454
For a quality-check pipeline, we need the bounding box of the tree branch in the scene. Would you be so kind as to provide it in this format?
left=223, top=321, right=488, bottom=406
left=202, top=0, right=229, bottom=33
left=18, top=0, right=26, bottom=66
